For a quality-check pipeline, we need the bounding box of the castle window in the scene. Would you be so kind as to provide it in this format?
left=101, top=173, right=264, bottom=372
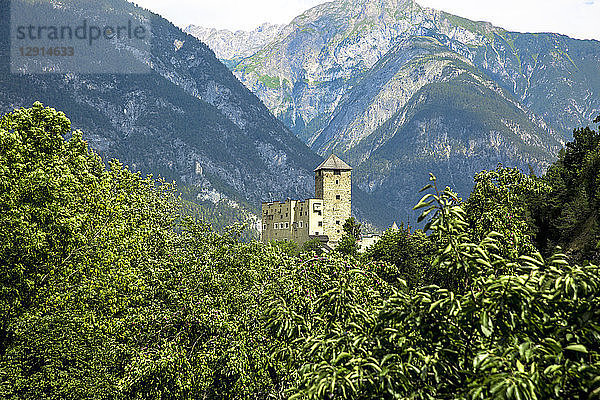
left=336, top=179, right=339, bottom=184
left=336, top=220, right=340, bottom=225
left=336, top=195, right=341, bottom=200
left=334, top=170, right=340, bottom=175
left=299, top=221, right=303, bottom=228
left=280, top=215, right=283, bottom=219
left=315, top=231, right=319, bottom=235
left=285, top=222, right=289, bottom=228
left=318, top=221, right=322, bottom=227
left=286, top=213, right=288, bottom=217
left=337, top=230, right=340, bottom=233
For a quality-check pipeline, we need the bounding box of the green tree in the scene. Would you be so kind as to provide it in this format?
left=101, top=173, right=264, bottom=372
left=271, top=239, right=301, bottom=257
left=0, top=103, right=180, bottom=398
left=342, top=217, right=361, bottom=240
left=464, top=165, right=549, bottom=261
left=532, top=115, right=600, bottom=263
left=0, top=102, right=107, bottom=353
left=301, top=238, right=325, bottom=256
left=363, top=226, right=436, bottom=288
left=335, top=217, right=362, bottom=256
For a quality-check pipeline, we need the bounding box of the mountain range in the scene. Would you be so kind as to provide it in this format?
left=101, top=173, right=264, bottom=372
left=186, top=0, right=600, bottom=221
left=0, top=0, right=394, bottom=230
left=2, top=0, right=598, bottom=230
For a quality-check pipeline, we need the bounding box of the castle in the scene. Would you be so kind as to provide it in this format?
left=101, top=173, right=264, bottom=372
left=261, top=154, right=351, bottom=248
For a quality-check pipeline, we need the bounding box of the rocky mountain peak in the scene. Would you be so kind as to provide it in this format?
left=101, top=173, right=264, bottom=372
left=353, top=0, right=416, bottom=14
left=184, top=23, right=285, bottom=61
left=290, top=0, right=419, bottom=25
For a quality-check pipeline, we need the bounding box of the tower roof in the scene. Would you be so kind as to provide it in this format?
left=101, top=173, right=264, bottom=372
left=314, top=154, right=352, bottom=171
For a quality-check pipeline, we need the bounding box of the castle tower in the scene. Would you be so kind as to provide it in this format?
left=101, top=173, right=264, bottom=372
left=314, top=154, right=352, bottom=245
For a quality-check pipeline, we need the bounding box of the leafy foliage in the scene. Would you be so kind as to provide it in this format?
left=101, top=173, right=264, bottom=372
left=0, top=103, right=178, bottom=398
left=1, top=104, right=600, bottom=400
left=301, top=238, right=326, bottom=256
left=269, top=175, right=600, bottom=399
left=363, top=225, right=437, bottom=288
left=335, top=217, right=362, bottom=256
left=464, top=165, right=549, bottom=260
left=532, top=116, right=600, bottom=263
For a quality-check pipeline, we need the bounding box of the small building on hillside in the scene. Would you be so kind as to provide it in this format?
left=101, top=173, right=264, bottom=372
left=261, top=154, right=352, bottom=248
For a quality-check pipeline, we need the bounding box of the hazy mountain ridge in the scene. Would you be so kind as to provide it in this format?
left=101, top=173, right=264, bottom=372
left=313, top=33, right=562, bottom=156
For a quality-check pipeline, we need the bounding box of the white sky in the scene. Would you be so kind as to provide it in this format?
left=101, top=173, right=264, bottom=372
left=132, top=0, right=600, bottom=41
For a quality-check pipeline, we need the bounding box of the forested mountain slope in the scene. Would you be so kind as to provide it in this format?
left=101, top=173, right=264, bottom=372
left=0, top=0, right=321, bottom=205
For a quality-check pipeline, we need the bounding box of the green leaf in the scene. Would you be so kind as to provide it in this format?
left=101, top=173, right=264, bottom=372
left=481, top=311, right=493, bottom=337
left=516, top=359, right=524, bottom=373
left=417, top=208, right=433, bottom=223
left=428, top=298, right=445, bottom=313
left=564, top=344, right=588, bottom=353
left=419, top=183, right=433, bottom=192
left=414, top=194, right=433, bottom=210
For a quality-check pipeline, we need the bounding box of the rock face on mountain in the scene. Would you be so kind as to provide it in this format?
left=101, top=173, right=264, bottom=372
left=185, top=23, right=285, bottom=66
left=213, top=0, right=599, bottom=145
left=190, top=0, right=600, bottom=222
left=0, top=0, right=324, bottom=220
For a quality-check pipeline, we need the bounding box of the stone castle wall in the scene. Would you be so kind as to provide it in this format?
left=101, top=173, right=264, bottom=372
left=261, top=199, right=324, bottom=245
left=261, top=155, right=351, bottom=247
left=315, top=169, right=351, bottom=245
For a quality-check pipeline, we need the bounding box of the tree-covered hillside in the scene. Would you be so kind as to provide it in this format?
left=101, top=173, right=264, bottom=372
left=1, top=104, right=599, bottom=399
